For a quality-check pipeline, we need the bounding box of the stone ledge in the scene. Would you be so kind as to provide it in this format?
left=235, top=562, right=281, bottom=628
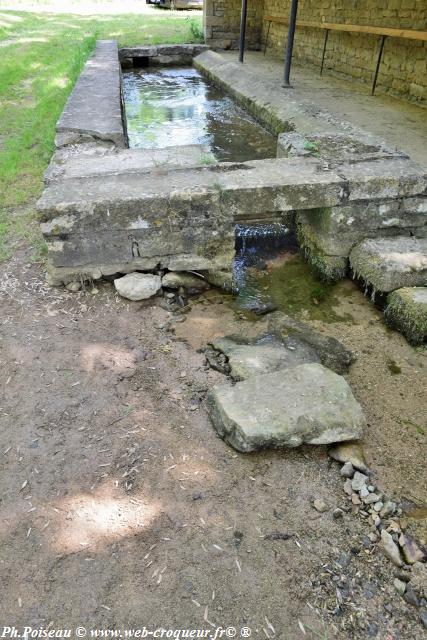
left=120, top=44, right=208, bottom=67
left=56, top=40, right=126, bottom=148
left=44, top=145, right=216, bottom=184
left=350, top=237, right=427, bottom=293
left=37, top=157, right=347, bottom=229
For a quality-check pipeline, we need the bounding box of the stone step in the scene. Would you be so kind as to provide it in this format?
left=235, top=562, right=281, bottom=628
left=206, top=363, right=365, bottom=452
left=44, top=145, right=217, bottom=184
left=385, top=287, right=427, bottom=345
left=350, top=236, right=427, bottom=293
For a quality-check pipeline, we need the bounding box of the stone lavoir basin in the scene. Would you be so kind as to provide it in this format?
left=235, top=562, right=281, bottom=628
left=37, top=41, right=427, bottom=346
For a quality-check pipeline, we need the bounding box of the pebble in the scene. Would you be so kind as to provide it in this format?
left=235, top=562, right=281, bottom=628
left=394, top=569, right=411, bottom=583
left=362, top=493, right=380, bottom=504
left=371, top=512, right=380, bottom=526
left=340, top=461, right=354, bottom=478
left=379, top=500, right=396, bottom=518
left=420, top=611, right=427, bottom=630
left=343, top=479, right=353, bottom=496
left=368, top=532, right=378, bottom=543
left=337, top=552, right=351, bottom=568
left=360, top=487, right=370, bottom=498
left=394, top=578, right=406, bottom=596
left=352, top=471, right=368, bottom=492
left=333, top=508, right=344, bottom=520
left=388, top=520, right=401, bottom=533
left=351, top=493, right=361, bottom=505
left=313, top=498, right=328, bottom=513
left=329, top=442, right=369, bottom=473
left=373, top=501, right=384, bottom=512
left=368, top=485, right=375, bottom=492
left=400, top=534, right=426, bottom=565
left=380, top=529, right=403, bottom=567
left=404, top=584, right=420, bottom=607
left=363, top=583, right=377, bottom=599
left=366, top=622, right=378, bottom=637
left=66, top=281, right=81, bottom=292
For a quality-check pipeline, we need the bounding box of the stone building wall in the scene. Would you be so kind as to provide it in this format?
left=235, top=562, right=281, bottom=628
left=204, top=0, right=264, bottom=50
left=204, top=0, right=427, bottom=105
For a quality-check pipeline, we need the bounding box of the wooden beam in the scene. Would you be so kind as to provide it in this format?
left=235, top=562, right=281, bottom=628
left=262, top=16, right=427, bottom=41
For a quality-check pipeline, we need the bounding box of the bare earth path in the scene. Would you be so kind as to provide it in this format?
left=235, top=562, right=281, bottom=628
left=1, top=249, right=426, bottom=639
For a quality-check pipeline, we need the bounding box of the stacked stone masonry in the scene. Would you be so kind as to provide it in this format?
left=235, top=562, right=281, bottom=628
left=204, top=0, right=427, bottom=105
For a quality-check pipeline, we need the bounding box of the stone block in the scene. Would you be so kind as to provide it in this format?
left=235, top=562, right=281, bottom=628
left=207, top=363, right=365, bottom=452
left=385, top=287, right=427, bottom=345
left=350, top=237, right=427, bottom=293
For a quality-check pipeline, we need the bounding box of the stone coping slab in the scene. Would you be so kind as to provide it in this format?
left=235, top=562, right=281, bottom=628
left=277, top=132, right=407, bottom=166
left=37, top=156, right=427, bottom=230
left=56, top=40, right=126, bottom=148
left=120, top=44, right=208, bottom=67
left=350, top=237, right=427, bottom=293
left=44, top=145, right=216, bottom=184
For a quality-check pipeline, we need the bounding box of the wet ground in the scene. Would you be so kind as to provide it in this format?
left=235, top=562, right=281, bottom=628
left=233, top=228, right=354, bottom=324
left=123, top=67, right=277, bottom=162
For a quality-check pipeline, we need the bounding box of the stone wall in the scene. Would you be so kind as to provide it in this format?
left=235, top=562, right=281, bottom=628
left=204, top=0, right=264, bottom=50
left=204, top=1, right=427, bottom=105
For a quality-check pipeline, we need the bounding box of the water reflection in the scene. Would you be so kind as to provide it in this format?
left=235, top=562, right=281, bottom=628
left=123, top=67, right=276, bottom=161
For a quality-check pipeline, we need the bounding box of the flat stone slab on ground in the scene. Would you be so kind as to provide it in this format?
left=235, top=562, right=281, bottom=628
left=207, top=363, right=365, bottom=452
left=385, top=287, right=427, bottom=345
left=267, top=311, right=356, bottom=374
left=350, top=237, right=427, bottom=293
left=209, top=335, right=319, bottom=380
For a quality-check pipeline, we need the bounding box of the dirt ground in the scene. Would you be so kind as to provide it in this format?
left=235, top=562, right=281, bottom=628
left=1, top=247, right=426, bottom=639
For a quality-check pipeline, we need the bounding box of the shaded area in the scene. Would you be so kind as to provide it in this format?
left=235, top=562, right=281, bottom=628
left=233, top=225, right=354, bottom=323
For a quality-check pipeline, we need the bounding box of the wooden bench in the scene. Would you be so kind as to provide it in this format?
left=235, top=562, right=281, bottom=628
left=262, top=16, right=427, bottom=95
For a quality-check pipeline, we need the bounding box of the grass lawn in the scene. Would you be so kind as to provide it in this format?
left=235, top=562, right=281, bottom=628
left=0, top=8, right=203, bottom=261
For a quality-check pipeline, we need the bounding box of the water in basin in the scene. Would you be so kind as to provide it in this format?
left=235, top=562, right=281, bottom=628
left=122, top=66, right=277, bottom=161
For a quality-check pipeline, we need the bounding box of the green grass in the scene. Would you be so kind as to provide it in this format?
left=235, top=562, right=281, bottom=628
left=0, top=9, right=203, bottom=261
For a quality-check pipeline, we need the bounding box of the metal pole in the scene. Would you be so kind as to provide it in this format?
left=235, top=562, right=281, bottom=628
left=371, top=35, right=386, bottom=95
left=320, top=29, right=329, bottom=75
left=283, top=0, right=299, bottom=87
left=239, top=0, right=248, bottom=63
left=264, top=20, right=271, bottom=56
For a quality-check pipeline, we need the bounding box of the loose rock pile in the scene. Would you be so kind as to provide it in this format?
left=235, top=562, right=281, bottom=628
left=113, top=271, right=209, bottom=301
left=329, top=442, right=427, bottom=624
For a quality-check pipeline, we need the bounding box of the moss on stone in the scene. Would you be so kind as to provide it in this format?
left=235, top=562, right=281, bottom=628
left=385, top=287, right=427, bottom=345
left=297, top=220, right=348, bottom=282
